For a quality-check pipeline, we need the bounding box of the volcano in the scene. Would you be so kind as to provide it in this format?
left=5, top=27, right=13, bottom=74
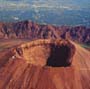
left=0, top=39, right=90, bottom=89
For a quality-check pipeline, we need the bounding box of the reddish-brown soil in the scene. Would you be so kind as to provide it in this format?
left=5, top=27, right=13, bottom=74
left=0, top=39, right=90, bottom=89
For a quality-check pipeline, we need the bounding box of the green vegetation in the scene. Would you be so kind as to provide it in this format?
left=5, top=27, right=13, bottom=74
left=80, top=44, right=90, bottom=51
left=81, top=44, right=90, bottom=48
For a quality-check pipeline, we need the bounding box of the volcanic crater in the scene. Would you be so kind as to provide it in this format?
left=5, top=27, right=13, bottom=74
left=0, top=39, right=90, bottom=89
left=13, top=39, right=76, bottom=67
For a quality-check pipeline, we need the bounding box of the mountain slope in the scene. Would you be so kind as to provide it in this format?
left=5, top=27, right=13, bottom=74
left=0, top=39, right=90, bottom=89
left=0, top=21, right=90, bottom=45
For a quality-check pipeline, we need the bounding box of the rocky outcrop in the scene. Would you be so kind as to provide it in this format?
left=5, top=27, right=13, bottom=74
left=0, top=21, right=90, bottom=45
left=0, top=39, right=90, bottom=89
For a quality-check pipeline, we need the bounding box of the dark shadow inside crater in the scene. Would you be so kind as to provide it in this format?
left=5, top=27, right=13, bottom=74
left=47, top=45, right=72, bottom=67
left=14, top=40, right=75, bottom=67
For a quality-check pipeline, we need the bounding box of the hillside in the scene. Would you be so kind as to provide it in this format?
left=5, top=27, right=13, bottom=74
left=0, top=39, right=90, bottom=89
left=0, top=21, right=90, bottom=45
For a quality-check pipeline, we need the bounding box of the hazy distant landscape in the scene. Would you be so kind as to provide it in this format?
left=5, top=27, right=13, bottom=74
left=0, top=0, right=90, bottom=26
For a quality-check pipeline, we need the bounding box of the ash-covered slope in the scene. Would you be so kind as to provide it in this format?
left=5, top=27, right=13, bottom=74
left=0, top=21, right=90, bottom=45
left=0, top=39, right=90, bottom=89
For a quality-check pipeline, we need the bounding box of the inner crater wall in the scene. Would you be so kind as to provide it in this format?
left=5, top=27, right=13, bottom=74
left=14, top=39, right=76, bottom=67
